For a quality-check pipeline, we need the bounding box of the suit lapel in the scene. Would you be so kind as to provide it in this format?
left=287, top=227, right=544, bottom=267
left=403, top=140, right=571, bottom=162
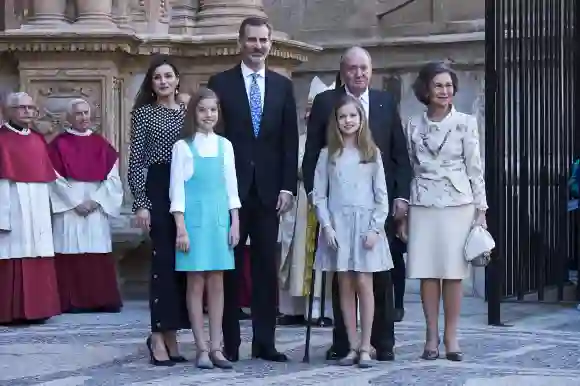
left=368, top=89, right=382, bottom=137
left=260, top=71, right=276, bottom=134
left=231, top=64, right=253, bottom=126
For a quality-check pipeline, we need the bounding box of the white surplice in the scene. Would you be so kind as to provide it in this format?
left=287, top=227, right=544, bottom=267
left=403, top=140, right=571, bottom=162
left=169, top=133, right=241, bottom=213
left=278, top=133, right=333, bottom=318
left=0, top=125, right=56, bottom=260
left=49, top=129, right=124, bottom=254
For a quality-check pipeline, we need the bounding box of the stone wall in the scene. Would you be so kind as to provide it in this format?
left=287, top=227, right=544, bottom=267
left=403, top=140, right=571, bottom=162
left=0, top=0, right=487, bottom=297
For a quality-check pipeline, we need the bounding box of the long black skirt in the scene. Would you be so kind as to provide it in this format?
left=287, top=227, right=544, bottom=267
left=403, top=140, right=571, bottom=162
left=146, top=164, right=189, bottom=332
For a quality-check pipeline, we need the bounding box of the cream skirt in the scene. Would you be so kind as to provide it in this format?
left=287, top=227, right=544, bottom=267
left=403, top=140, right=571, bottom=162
left=406, top=204, right=475, bottom=280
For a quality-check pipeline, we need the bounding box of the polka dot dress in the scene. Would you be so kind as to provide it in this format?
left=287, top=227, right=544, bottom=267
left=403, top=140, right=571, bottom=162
left=128, top=104, right=185, bottom=212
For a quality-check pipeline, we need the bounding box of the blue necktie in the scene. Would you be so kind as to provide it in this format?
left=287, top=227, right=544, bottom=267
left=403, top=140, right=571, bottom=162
left=249, top=73, right=262, bottom=137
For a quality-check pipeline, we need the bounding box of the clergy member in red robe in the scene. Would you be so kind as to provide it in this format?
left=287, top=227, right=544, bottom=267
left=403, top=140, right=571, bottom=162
left=0, top=92, right=62, bottom=324
left=48, top=98, right=123, bottom=313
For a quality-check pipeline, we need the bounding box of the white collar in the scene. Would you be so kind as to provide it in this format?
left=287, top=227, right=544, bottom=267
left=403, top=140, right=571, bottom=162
left=66, top=127, right=93, bottom=136
left=194, top=131, right=216, bottom=139
left=345, top=86, right=369, bottom=103
left=423, top=105, right=456, bottom=124
left=241, top=61, right=266, bottom=79
left=4, top=121, right=30, bottom=136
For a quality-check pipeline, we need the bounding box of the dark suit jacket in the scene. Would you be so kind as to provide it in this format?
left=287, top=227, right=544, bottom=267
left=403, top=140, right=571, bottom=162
left=302, top=86, right=412, bottom=206
left=207, top=64, right=298, bottom=206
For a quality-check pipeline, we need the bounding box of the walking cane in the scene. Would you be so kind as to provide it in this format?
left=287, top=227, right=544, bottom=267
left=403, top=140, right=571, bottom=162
left=303, top=223, right=320, bottom=363
left=303, top=262, right=317, bottom=362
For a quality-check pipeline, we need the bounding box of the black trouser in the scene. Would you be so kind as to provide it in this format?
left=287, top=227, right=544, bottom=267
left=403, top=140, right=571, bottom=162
left=390, top=238, right=406, bottom=309
left=223, top=184, right=279, bottom=353
left=146, top=164, right=189, bottom=333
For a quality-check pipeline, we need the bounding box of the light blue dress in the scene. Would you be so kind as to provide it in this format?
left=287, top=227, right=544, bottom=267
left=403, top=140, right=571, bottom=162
left=175, top=137, right=234, bottom=272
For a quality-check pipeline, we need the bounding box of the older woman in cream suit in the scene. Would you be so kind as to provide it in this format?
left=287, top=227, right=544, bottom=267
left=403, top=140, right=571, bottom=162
left=404, top=62, right=487, bottom=362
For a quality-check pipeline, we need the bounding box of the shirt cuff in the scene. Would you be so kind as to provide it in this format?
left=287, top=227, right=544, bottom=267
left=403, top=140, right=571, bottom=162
left=394, top=197, right=409, bottom=203
left=280, top=190, right=293, bottom=196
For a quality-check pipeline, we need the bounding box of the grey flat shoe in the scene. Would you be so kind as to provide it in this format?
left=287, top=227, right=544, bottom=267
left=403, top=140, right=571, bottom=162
left=357, top=350, right=373, bottom=368
left=196, top=350, right=214, bottom=369
left=210, top=350, right=233, bottom=369
left=337, top=349, right=358, bottom=366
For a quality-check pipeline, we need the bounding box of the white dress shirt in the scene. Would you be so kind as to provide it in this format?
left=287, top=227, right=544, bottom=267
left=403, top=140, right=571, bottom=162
left=345, top=86, right=370, bottom=119
left=239, top=61, right=293, bottom=197
left=241, top=61, right=265, bottom=109
left=169, top=132, right=241, bottom=213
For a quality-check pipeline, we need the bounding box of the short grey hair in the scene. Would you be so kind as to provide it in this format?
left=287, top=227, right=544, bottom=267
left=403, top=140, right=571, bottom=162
left=5, top=92, right=31, bottom=108
left=66, top=98, right=90, bottom=115
left=340, top=46, right=372, bottom=66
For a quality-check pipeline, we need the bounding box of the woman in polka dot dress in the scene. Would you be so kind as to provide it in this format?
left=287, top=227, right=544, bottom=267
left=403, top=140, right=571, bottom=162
left=128, top=55, right=189, bottom=367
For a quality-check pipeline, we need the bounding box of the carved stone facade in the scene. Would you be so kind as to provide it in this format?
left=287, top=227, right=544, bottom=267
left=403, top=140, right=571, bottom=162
left=0, top=0, right=319, bottom=297
left=0, top=0, right=486, bottom=297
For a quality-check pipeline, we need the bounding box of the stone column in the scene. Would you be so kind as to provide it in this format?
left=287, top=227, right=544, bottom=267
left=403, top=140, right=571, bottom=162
left=113, top=0, right=135, bottom=31
left=194, top=0, right=268, bottom=35
left=169, top=0, right=197, bottom=34
left=74, top=0, right=117, bottom=29
left=27, top=0, right=67, bottom=27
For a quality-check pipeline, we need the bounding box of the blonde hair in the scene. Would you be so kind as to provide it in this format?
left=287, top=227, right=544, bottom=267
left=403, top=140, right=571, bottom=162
left=326, top=94, right=377, bottom=163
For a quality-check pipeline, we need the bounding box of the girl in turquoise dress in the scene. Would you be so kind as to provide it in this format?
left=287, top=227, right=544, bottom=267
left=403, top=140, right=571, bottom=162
left=169, top=87, right=241, bottom=369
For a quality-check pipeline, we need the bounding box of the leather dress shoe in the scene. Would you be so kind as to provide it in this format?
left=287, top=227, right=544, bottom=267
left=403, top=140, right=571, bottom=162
left=325, top=347, right=348, bottom=361
left=251, top=346, right=288, bottom=362
left=393, top=308, right=405, bottom=322
left=277, top=314, right=306, bottom=326
left=223, top=349, right=239, bottom=362
left=375, top=349, right=395, bottom=361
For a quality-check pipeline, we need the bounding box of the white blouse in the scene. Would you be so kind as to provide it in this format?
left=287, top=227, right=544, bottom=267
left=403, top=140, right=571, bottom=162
left=169, top=133, right=241, bottom=213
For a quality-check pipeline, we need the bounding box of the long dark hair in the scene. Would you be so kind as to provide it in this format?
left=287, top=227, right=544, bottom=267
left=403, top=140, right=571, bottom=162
left=132, top=55, right=180, bottom=110
left=180, top=87, right=223, bottom=141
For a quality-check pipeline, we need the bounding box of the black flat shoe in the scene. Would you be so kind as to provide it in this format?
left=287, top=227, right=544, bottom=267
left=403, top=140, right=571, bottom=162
left=446, top=352, right=463, bottom=362
left=146, top=336, right=174, bottom=367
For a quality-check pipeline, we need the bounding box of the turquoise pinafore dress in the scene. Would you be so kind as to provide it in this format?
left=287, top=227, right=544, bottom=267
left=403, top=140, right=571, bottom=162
left=175, top=137, right=234, bottom=272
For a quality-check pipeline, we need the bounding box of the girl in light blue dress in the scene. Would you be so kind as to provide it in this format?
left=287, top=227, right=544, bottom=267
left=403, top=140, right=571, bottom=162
left=169, top=87, right=241, bottom=370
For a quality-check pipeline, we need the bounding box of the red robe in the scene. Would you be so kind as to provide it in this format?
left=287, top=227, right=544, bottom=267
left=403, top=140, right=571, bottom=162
left=0, top=124, right=61, bottom=324
left=48, top=131, right=122, bottom=313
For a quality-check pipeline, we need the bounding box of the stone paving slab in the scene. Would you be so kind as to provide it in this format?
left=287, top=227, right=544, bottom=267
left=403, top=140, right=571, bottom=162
left=1, top=299, right=580, bottom=385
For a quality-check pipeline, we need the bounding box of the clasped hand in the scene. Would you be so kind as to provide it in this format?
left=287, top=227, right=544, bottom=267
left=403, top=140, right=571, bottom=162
left=74, top=200, right=99, bottom=216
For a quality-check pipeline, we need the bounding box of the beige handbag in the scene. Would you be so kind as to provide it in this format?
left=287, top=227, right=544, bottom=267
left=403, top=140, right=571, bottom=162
left=464, top=225, right=495, bottom=267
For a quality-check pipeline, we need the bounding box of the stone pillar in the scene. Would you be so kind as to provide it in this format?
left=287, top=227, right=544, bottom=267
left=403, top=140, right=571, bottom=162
left=27, top=0, right=67, bottom=27
left=194, top=0, right=268, bottom=35
left=74, top=0, right=117, bottom=29
left=113, top=0, right=135, bottom=31
left=169, top=0, right=197, bottom=34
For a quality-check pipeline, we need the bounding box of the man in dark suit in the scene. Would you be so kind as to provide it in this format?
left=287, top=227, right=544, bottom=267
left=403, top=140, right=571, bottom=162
left=207, top=16, right=298, bottom=363
left=302, top=46, right=412, bottom=362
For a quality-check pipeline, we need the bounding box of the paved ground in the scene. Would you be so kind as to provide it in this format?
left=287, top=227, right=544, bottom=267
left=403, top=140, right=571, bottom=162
left=2, top=295, right=580, bottom=385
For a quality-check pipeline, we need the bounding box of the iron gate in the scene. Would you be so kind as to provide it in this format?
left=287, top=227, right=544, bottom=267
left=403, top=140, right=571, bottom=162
left=485, top=0, right=579, bottom=324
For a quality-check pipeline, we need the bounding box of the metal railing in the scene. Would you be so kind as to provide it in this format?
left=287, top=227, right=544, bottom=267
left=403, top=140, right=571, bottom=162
left=485, top=0, right=578, bottom=324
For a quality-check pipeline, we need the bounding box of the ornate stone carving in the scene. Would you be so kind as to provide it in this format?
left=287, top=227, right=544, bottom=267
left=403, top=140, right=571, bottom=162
left=29, top=81, right=102, bottom=136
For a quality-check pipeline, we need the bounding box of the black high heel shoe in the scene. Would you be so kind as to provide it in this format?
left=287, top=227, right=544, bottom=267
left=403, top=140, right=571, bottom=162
left=146, top=336, right=174, bottom=367
left=165, top=344, right=187, bottom=363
